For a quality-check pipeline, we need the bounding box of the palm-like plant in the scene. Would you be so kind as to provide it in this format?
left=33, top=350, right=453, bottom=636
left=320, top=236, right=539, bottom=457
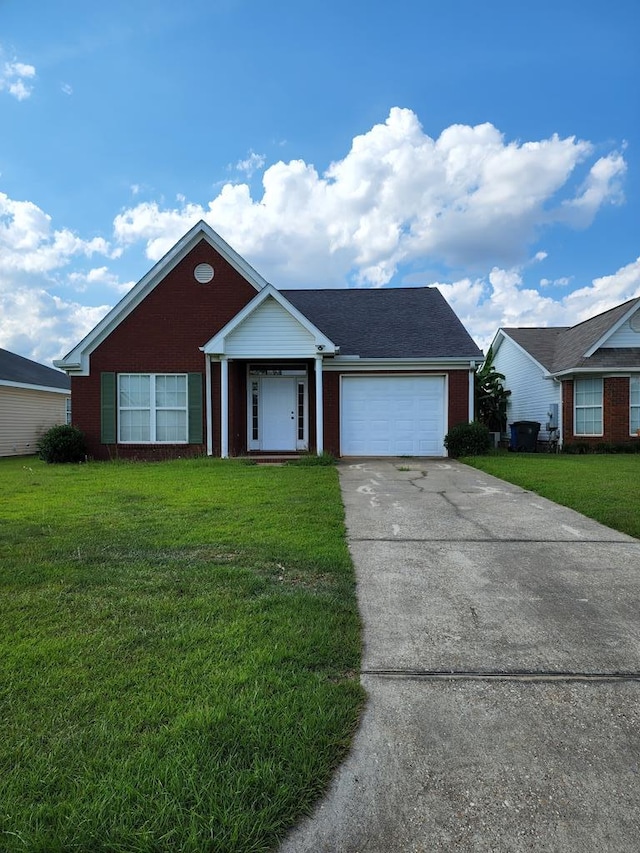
left=475, top=345, right=511, bottom=432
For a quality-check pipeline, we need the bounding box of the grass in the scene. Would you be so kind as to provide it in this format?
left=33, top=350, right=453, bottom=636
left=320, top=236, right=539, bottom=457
left=0, top=456, right=364, bottom=853
left=462, top=452, right=640, bottom=539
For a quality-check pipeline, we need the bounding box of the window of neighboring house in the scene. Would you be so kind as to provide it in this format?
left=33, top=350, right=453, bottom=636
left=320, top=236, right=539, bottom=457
left=65, top=397, right=72, bottom=425
left=118, top=374, right=188, bottom=443
left=631, top=377, right=640, bottom=434
left=574, top=377, right=603, bottom=435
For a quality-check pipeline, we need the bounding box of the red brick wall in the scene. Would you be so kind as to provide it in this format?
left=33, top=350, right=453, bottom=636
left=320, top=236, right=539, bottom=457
left=73, top=240, right=257, bottom=459
left=562, top=376, right=638, bottom=446
left=448, top=370, right=471, bottom=428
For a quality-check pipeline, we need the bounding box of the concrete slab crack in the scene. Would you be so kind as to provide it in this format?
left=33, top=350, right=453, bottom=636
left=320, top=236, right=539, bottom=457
left=361, top=669, right=640, bottom=683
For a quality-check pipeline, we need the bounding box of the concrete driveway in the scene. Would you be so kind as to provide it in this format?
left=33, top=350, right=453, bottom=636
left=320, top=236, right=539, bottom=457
left=280, top=459, right=640, bottom=852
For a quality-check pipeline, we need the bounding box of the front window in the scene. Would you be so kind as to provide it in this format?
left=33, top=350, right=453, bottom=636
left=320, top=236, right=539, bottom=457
left=574, top=377, right=603, bottom=435
left=631, top=377, right=640, bottom=434
left=119, top=374, right=187, bottom=443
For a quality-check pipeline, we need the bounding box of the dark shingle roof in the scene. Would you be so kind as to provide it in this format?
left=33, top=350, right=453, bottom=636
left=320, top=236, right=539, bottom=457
left=502, top=297, right=640, bottom=374
left=282, top=287, right=483, bottom=359
left=0, top=348, right=71, bottom=390
left=501, top=327, right=568, bottom=371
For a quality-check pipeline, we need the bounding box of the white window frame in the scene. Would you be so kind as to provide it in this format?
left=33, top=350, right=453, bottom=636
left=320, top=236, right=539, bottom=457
left=631, top=376, right=640, bottom=435
left=118, top=373, right=188, bottom=444
left=574, top=376, right=603, bottom=436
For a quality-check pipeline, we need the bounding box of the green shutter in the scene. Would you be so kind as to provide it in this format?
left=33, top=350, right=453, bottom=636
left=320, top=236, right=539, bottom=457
left=101, top=372, right=116, bottom=444
left=188, top=373, right=203, bottom=445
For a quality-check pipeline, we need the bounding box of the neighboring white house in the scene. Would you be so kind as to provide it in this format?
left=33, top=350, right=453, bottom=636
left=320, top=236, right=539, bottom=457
left=0, top=348, right=71, bottom=457
left=492, top=327, right=565, bottom=442
left=491, top=297, right=640, bottom=448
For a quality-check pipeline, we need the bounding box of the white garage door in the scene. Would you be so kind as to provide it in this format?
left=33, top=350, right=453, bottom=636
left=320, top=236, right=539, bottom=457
left=341, top=375, right=446, bottom=456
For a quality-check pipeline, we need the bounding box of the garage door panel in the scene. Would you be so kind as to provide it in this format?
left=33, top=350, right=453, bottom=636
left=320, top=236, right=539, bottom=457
left=341, top=376, right=446, bottom=457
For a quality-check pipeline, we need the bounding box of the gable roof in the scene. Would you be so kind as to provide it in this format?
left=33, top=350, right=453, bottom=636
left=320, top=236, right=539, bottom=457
left=0, top=348, right=70, bottom=392
left=498, top=327, right=568, bottom=372
left=55, top=220, right=268, bottom=374
left=202, top=284, right=337, bottom=355
left=498, top=297, right=640, bottom=376
left=283, top=287, right=483, bottom=359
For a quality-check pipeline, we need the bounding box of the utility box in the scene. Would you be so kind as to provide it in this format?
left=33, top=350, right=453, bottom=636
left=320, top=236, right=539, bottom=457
left=509, top=421, right=541, bottom=452
left=546, top=403, right=559, bottom=431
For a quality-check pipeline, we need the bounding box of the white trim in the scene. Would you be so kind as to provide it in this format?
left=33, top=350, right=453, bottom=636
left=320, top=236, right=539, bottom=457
left=468, top=369, right=475, bottom=421
left=55, top=221, right=268, bottom=376
left=201, top=284, right=336, bottom=355
left=0, top=379, right=70, bottom=395
left=205, top=355, right=213, bottom=456
left=323, top=357, right=475, bottom=372
left=315, top=355, right=324, bottom=454
left=584, top=299, right=640, bottom=357
left=220, top=356, right=229, bottom=458
left=117, top=373, right=189, bottom=444
left=573, top=376, right=603, bottom=437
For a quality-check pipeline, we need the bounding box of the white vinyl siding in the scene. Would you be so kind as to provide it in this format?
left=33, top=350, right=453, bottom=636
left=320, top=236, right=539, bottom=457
left=0, top=386, right=70, bottom=457
left=224, top=297, right=316, bottom=357
left=341, top=375, right=445, bottom=456
left=605, top=319, right=640, bottom=348
left=631, top=377, right=640, bottom=434
left=119, top=374, right=187, bottom=443
left=492, top=337, right=560, bottom=439
left=574, top=377, right=603, bottom=435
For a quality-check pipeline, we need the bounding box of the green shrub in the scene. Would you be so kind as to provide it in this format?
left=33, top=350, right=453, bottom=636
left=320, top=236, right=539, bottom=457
left=444, top=421, right=491, bottom=458
left=37, top=424, right=87, bottom=464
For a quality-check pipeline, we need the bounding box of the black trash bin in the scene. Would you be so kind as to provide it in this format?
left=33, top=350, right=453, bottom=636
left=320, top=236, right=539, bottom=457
left=509, top=421, right=541, bottom=452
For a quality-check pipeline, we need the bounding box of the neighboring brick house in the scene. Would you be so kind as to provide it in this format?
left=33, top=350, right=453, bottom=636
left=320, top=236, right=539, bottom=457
left=55, top=221, right=482, bottom=460
left=491, top=297, right=640, bottom=448
left=0, top=348, right=71, bottom=457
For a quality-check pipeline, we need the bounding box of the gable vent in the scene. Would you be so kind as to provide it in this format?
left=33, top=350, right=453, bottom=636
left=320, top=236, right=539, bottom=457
left=194, top=263, right=214, bottom=283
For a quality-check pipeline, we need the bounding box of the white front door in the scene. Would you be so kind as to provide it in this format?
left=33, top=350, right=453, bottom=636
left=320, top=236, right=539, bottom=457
left=261, top=377, right=297, bottom=450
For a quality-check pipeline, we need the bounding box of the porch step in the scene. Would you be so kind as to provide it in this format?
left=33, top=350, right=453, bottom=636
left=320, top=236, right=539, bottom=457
left=242, top=454, right=302, bottom=465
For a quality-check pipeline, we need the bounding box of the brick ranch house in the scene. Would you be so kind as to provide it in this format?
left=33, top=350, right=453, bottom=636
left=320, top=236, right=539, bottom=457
left=55, top=221, right=483, bottom=460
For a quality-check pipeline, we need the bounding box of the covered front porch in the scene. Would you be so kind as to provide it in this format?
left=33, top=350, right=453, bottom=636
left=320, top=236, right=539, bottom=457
left=203, top=357, right=326, bottom=458
left=200, top=284, right=339, bottom=458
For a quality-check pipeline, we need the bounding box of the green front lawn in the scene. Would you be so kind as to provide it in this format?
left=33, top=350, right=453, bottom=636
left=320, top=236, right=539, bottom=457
left=463, top=452, right=640, bottom=539
left=0, top=456, right=364, bottom=853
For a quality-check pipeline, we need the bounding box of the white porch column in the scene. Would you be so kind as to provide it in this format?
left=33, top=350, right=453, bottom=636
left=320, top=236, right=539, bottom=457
left=205, top=355, right=213, bottom=456
left=315, top=354, right=324, bottom=455
left=220, top=356, right=229, bottom=458
left=468, top=364, right=476, bottom=421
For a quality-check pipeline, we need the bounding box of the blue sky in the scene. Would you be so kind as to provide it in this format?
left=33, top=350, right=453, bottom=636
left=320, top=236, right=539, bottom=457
left=1, top=0, right=639, bottom=366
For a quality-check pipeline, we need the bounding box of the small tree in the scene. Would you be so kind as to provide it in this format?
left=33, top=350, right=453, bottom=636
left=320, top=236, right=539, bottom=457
left=475, top=345, right=511, bottom=432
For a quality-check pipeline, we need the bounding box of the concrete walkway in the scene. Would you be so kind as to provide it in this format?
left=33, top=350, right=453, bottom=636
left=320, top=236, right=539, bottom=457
left=279, top=459, right=640, bottom=852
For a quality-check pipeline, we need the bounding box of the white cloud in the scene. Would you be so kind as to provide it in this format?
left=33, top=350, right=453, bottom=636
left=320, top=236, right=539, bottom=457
left=234, top=150, right=266, bottom=177
left=0, top=109, right=634, bottom=365
left=437, top=256, right=640, bottom=354
left=0, top=192, right=116, bottom=364
left=0, top=192, right=114, bottom=273
left=114, top=108, right=626, bottom=289
left=61, top=82, right=73, bottom=95
left=0, top=57, right=36, bottom=100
